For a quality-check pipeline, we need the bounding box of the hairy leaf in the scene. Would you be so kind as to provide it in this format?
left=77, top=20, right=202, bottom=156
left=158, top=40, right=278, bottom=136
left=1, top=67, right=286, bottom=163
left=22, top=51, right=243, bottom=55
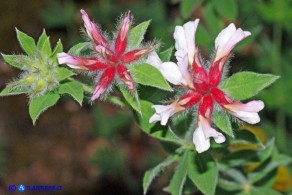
left=128, top=20, right=151, bottom=49
left=129, top=63, right=172, bottom=91
left=143, top=155, right=178, bottom=194
left=0, top=86, right=29, bottom=96
left=213, top=111, right=233, bottom=137
left=219, top=72, right=279, bottom=100
left=68, top=42, right=91, bottom=56
left=158, top=47, right=173, bottom=62
left=29, top=92, right=60, bottom=125
left=55, top=67, right=75, bottom=81
left=16, top=28, right=36, bottom=56
left=58, top=81, right=84, bottom=105
left=120, top=87, right=141, bottom=114
left=188, top=151, right=218, bottom=195
left=51, top=39, right=63, bottom=60
left=1, top=54, right=28, bottom=70
left=164, top=152, right=190, bottom=195
left=37, top=30, right=52, bottom=55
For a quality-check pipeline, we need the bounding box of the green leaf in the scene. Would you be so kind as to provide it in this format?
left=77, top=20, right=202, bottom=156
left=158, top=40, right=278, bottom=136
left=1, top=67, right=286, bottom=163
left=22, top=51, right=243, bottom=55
left=58, top=81, right=84, bottom=105
left=68, top=42, right=91, bottom=56
left=213, top=111, right=233, bottom=137
left=29, top=92, right=60, bottom=125
left=55, top=67, right=75, bottom=81
left=128, top=20, right=151, bottom=49
left=135, top=100, right=155, bottom=131
left=37, top=30, right=48, bottom=49
left=250, top=187, right=282, bottom=195
left=129, top=63, right=172, bottom=91
left=164, top=151, right=190, bottom=195
left=180, top=0, right=201, bottom=19
left=158, top=47, right=173, bottom=62
left=37, top=30, right=52, bottom=55
left=16, top=28, right=36, bottom=56
left=51, top=39, right=63, bottom=59
left=119, top=87, right=141, bottom=114
left=214, top=0, right=238, bottom=21
left=143, top=155, right=178, bottom=194
left=135, top=101, right=181, bottom=144
left=218, top=178, right=242, bottom=191
left=0, top=86, right=29, bottom=96
left=1, top=54, right=27, bottom=70
left=219, top=72, right=279, bottom=100
left=254, top=138, right=275, bottom=162
left=188, top=151, right=218, bottom=195
left=222, top=168, right=247, bottom=184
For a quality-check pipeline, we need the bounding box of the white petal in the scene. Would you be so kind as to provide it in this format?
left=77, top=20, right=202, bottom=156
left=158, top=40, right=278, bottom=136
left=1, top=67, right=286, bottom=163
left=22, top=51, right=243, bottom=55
left=146, top=51, right=162, bottom=68
left=175, top=50, right=187, bottom=62
left=225, top=100, right=264, bottom=124
left=215, top=23, right=236, bottom=50
left=200, top=116, right=226, bottom=143
left=173, top=26, right=187, bottom=51
left=231, top=111, right=260, bottom=124
left=176, top=52, right=190, bottom=78
left=225, top=100, right=264, bottom=112
left=215, top=23, right=251, bottom=60
left=160, top=62, right=186, bottom=85
left=193, top=125, right=210, bottom=153
left=149, top=113, right=161, bottom=123
left=193, top=116, right=226, bottom=153
left=183, top=20, right=199, bottom=63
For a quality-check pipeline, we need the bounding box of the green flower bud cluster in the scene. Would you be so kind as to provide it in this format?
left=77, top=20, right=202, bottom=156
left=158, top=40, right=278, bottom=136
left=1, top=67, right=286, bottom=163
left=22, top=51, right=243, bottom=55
left=1, top=29, right=65, bottom=98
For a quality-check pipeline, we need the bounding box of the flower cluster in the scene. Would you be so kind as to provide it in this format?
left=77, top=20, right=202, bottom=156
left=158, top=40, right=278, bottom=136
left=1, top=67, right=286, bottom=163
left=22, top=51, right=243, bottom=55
left=147, top=20, right=264, bottom=153
left=58, top=10, right=154, bottom=101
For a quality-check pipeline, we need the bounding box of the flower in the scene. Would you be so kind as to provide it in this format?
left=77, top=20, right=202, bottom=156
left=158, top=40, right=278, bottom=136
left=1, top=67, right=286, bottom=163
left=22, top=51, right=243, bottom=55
left=58, top=10, right=154, bottom=100
left=148, top=21, right=263, bottom=153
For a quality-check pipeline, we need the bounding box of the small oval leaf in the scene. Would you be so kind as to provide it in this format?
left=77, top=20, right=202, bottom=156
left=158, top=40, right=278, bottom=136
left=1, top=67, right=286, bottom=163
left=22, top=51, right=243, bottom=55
left=219, top=72, right=279, bottom=100
left=129, top=63, right=172, bottom=91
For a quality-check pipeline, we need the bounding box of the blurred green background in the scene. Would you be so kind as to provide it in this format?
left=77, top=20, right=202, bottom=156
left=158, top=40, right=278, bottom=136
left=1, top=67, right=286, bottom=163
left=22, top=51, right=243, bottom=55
left=0, top=0, right=292, bottom=194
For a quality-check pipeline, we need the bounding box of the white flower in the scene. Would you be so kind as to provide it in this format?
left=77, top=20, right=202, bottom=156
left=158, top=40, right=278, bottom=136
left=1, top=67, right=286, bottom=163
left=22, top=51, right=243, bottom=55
left=149, top=103, right=185, bottom=126
left=215, top=23, right=251, bottom=61
left=173, top=20, right=199, bottom=64
left=193, top=115, right=226, bottom=153
left=224, top=100, right=264, bottom=124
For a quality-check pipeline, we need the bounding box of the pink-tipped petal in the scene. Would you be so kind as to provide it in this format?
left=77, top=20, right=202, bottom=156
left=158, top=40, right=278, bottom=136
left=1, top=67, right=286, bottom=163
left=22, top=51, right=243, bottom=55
left=178, top=93, right=202, bottom=108
left=57, top=52, right=109, bottom=71
left=208, top=59, right=225, bottom=87
left=116, top=64, right=134, bottom=90
left=159, top=62, right=186, bottom=86
left=211, top=88, right=233, bottom=105
left=91, top=67, right=115, bottom=101
left=121, top=48, right=151, bottom=63
left=176, top=52, right=194, bottom=88
left=115, top=11, right=132, bottom=56
left=193, top=124, right=211, bottom=153
left=149, top=103, right=185, bottom=125
left=224, top=100, right=264, bottom=124
left=215, top=23, right=251, bottom=61
left=80, top=9, right=109, bottom=47
left=198, top=95, right=214, bottom=118
left=193, top=115, right=226, bottom=153
left=173, top=19, right=199, bottom=65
